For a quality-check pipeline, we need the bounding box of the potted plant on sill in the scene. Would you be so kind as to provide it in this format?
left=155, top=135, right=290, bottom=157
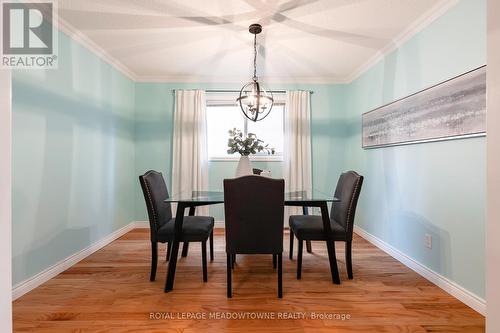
left=227, top=128, right=275, bottom=177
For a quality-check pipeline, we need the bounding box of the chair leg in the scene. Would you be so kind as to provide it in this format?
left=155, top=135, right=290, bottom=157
left=306, top=240, right=312, bottom=253
left=278, top=254, right=283, bottom=298
left=181, top=242, right=189, bottom=257
left=209, top=230, right=214, bottom=262
left=202, top=241, right=208, bottom=282
left=227, top=254, right=232, bottom=298
left=297, top=240, right=303, bottom=279
left=346, top=241, right=353, bottom=279
left=289, top=230, right=294, bottom=260
left=150, top=242, right=158, bottom=282
left=326, top=240, right=341, bottom=284
left=302, top=206, right=312, bottom=254
left=232, top=254, right=236, bottom=269
left=273, top=254, right=277, bottom=269
left=166, top=242, right=171, bottom=262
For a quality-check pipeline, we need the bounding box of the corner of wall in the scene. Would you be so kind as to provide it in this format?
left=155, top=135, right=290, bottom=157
left=0, top=69, right=13, bottom=333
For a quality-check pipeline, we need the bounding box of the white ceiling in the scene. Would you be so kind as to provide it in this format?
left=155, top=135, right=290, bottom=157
left=58, top=0, right=458, bottom=83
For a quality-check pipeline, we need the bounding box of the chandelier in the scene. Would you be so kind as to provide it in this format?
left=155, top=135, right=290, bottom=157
left=236, top=24, right=274, bottom=122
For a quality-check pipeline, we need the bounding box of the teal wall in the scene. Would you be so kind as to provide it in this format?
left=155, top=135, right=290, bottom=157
left=12, top=31, right=136, bottom=285
left=134, top=83, right=346, bottom=221
left=343, top=0, right=486, bottom=298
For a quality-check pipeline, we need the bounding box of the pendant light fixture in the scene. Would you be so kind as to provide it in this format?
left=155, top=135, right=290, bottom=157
left=236, top=23, right=273, bottom=122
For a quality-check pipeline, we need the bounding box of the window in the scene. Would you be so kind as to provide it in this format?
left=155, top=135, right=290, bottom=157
left=206, top=93, right=285, bottom=161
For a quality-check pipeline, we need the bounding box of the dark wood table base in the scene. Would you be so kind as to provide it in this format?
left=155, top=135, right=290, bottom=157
left=165, top=200, right=340, bottom=292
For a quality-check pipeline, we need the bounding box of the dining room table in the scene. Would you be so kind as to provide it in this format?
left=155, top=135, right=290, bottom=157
left=163, top=189, right=340, bottom=292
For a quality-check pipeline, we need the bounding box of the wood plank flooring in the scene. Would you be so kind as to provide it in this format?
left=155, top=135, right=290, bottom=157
left=13, top=229, right=485, bottom=332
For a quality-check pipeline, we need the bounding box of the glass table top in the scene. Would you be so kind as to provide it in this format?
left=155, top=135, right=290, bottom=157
left=164, top=189, right=338, bottom=203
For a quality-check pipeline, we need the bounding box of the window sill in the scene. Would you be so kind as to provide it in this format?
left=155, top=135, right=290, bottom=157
left=209, top=155, right=284, bottom=162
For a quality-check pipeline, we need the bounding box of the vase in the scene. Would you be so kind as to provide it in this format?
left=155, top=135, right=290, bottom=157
left=235, top=155, right=253, bottom=177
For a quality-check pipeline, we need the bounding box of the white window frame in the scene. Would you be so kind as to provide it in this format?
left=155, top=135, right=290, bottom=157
left=206, top=92, right=286, bottom=162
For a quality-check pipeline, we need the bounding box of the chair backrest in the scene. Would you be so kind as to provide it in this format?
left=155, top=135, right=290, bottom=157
left=139, top=170, right=172, bottom=242
left=224, top=175, right=284, bottom=254
left=331, top=171, right=364, bottom=239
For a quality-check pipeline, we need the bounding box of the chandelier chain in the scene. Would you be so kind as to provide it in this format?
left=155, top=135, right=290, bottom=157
left=253, top=33, right=257, bottom=81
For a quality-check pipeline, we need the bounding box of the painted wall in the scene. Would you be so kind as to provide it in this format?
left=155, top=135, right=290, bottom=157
left=134, top=83, right=346, bottom=221
left=1, top=69, right=13, bottom=332
left=486, top=0, right=500, bottom=329
left=343, top=0, right=486, bottom=299
left=11, top=31, right=136, bottom=285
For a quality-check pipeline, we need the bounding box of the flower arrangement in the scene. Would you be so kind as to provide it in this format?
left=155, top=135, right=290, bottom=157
left=227, top=128, right=275, bottom=156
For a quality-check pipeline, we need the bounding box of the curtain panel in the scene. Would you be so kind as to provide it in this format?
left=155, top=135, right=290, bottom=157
left=172, top=90, right=209, bottom=215
left=284, top=91, right=313, bottom=218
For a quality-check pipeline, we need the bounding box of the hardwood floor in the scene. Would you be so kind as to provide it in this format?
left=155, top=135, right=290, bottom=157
left=13, top=228, right=484, bottom=332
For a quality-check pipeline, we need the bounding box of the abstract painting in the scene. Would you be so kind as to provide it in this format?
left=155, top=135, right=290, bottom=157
left=362, top=65, right=486, bottom=149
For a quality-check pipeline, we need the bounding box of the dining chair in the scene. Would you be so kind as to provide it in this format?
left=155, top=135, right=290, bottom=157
left=139, top=170, right=214, bottom=282
left=289, top=171, right=363, bottom=280
left=223, top=175, right=285, bottom=298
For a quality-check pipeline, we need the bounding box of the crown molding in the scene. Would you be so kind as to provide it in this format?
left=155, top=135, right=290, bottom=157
left=55, top=0, right=458, bottom=85
left=56, top=16, right=138, bottom=81
left=134, top=74, right=350, bottom=84
left=344, top=0, right=459, bottom=83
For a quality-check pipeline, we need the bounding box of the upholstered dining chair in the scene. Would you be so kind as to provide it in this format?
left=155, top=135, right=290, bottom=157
left=224, top=175, right=285, bottom=298
left=289, top=171, right=363, bottom=280
left=139, top=170, right=214, bottom=283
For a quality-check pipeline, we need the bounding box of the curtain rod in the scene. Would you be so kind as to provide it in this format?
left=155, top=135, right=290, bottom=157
left=172, top=89, right=313, bottom=94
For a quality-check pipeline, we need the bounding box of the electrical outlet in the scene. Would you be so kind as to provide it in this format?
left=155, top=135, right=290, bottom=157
left=425, top=234, right=432, bottom=249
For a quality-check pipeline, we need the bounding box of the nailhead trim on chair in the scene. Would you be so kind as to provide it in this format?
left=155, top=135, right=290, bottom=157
left=345, top=173, right=362, bottom=239
left=143, top=175, right=159, bottom=231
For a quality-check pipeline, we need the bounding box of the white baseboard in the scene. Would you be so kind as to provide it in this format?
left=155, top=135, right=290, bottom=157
left=133, top=221, right=149, bottom=228
left=13, top=220, right=483, bottom=316
left=12, top=220, right=221, bottom=300
left=12, top=222, right=139, bottom=300
left=353, top=225, right=486, bottom=315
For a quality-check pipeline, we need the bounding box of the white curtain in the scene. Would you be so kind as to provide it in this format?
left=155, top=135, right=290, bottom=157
left=284, top=91, right=313, bottom=218
left=172, top=90, right=209, bottom=216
